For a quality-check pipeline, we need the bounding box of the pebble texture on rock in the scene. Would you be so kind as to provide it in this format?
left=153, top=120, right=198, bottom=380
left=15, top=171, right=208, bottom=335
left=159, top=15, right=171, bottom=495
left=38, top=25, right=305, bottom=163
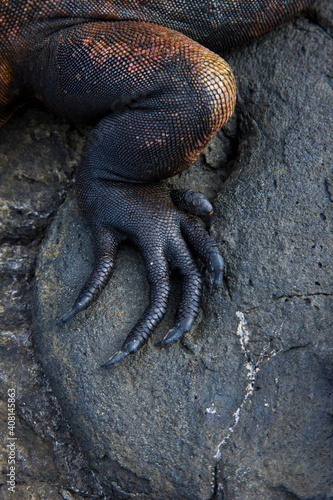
left=32, top=3, right=333, bottom=500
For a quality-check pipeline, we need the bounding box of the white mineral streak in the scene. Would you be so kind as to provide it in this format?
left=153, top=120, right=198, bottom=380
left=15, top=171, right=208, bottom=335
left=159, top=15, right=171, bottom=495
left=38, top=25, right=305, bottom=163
left=236, top=310, right=250, bottom=350
left=205, top=405, right=217, bottom=414
left=214, top=311, right=259, bottom=460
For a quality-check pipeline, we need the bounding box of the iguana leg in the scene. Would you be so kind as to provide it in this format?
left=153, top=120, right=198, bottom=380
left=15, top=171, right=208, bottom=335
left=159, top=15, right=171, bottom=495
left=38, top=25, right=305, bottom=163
left=71, top=182, right=223, bottom=366
left=25, top=21, right=236, bottom=363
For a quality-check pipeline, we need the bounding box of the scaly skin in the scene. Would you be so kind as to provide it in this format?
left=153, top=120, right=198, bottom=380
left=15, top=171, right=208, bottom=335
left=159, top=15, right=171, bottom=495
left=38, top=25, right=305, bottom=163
left=0, top=0, right=312, bottom=365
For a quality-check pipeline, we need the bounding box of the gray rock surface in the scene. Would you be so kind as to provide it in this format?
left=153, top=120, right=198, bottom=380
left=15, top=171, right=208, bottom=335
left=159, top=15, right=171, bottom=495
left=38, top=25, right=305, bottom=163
left=0, top=110, right=104, bottom=498
left=32, top=4, right=333, bottom=500
left=0, top=1, right=332, bottom=499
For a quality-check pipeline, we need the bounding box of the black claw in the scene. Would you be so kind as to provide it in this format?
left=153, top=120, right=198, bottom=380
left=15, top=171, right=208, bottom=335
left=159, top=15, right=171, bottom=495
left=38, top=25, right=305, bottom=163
left=58, top=310, right=75, bottom=324
left=159, top=325, right=185, bottom=346
left=102, top=349, right=130, bottom=367
left=59, top=295, right=92, bottom=323
left=209, top=254, right=224, bottom=292
left=180, top=217, right=224, bottom=295
left=158, top=315, right=195, bottom=346
left=202, top=211, right=213, bottom=228
left=102, top=337, right=144, bottom=367
left=211, top=269, right=223, bottom=293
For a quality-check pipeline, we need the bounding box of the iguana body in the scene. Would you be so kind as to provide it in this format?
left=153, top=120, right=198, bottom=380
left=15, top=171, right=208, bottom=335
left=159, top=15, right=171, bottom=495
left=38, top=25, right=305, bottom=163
left=0, top=0, right=312, bottom=364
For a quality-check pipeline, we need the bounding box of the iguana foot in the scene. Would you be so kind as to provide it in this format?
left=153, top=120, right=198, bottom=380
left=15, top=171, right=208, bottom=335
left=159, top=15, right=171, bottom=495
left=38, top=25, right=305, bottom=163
left=60, top=182, right=223, bottom=365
